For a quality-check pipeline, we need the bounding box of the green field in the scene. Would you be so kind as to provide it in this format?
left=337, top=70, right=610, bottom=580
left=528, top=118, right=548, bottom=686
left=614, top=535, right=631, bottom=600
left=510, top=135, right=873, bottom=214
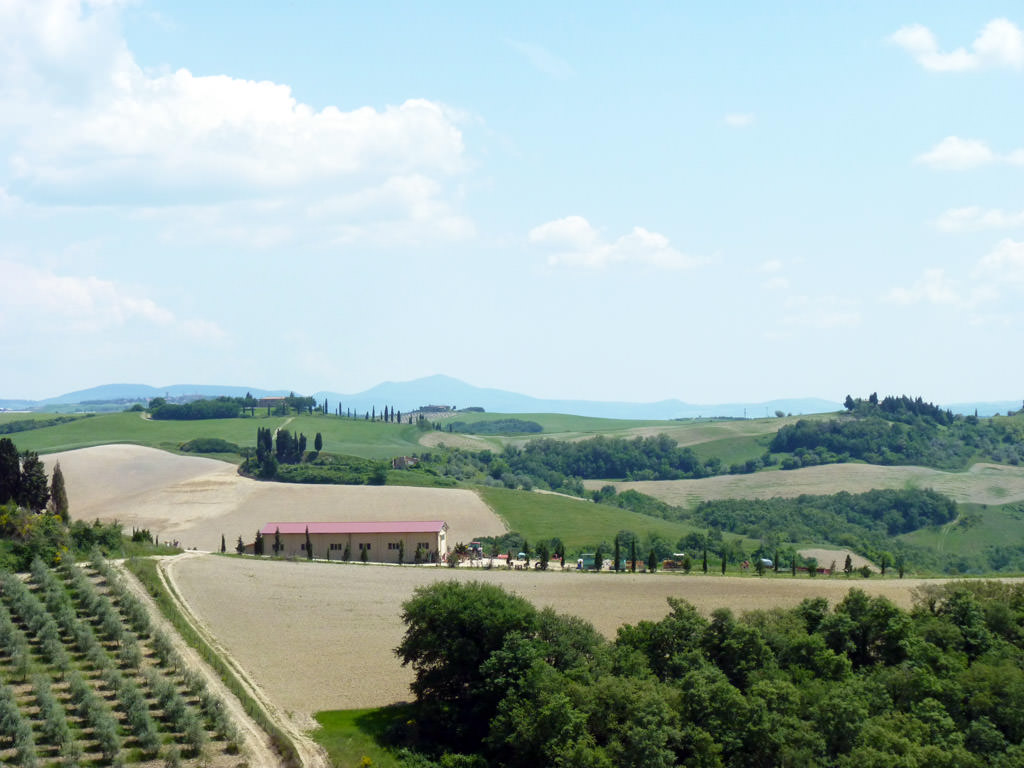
left=311, top=707, right=411, bottom=768
left=480, top=486, right=716, bottom=550
left=900, top=502, right=1024, bottom=555
left=3, top=410, right=430, bottom=461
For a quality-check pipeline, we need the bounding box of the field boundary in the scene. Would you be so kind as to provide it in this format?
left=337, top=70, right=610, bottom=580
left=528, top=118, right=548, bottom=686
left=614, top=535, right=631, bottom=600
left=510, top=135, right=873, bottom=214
left=125, top=554, right=322, bottom=767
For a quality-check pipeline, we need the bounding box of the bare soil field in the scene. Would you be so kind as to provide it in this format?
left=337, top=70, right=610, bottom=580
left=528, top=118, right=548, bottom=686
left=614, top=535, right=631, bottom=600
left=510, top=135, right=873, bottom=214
left=45, top=445, right=505, bottom=550
left=167, top=553, right=996, bottom=716
left=591, top=462, right=1024, bottom=508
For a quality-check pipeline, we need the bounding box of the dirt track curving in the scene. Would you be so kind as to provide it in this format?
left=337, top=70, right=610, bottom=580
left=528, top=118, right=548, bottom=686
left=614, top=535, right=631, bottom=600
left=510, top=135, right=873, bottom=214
left=112, top=558, right=283, bottom=767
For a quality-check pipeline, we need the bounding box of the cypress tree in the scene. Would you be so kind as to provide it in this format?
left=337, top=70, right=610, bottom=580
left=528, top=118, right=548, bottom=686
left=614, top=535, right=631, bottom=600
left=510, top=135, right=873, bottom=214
left=220, top=534, right=226, bottom=553
left=702, top=548, right=708, bottom=574
left=50, top=460, right=69, bottom=523
left=648, top=549, right=657, bottom=573
left=236, top=536, right=244, bottom=555
left=614, top=536, right=621, bottom=572
left=630, top=540, right=637, bottom=572
left=305, top=526, right=313, bottom=560
left=254, top=530, right=263, bottom=556
left=273, top=527, right=281, bottom=556
left=0, top=437, right=20, bottom=504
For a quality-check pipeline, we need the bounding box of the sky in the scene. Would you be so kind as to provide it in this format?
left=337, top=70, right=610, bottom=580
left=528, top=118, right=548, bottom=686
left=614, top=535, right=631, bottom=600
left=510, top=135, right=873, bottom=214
left=1, top=1, right=1023, bottom=404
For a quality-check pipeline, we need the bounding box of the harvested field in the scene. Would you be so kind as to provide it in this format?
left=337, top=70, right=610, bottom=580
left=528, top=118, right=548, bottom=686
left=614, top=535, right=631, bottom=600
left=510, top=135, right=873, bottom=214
left=592, top=462, right=1024, bottom=508
left=798, top=548, right=876, bottom=572
left=167, top=553, right=1003, bottom=716
left=45, top=445, right=505, bottom=550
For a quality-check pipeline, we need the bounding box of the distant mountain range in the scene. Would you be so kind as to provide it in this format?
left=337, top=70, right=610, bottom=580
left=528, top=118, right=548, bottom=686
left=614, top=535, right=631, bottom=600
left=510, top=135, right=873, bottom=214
left=0, top=375, right=1016, bottom=420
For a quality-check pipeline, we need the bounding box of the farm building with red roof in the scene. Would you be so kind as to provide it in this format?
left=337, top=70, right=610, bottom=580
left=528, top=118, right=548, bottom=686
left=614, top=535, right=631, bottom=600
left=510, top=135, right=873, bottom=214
left=254, top=520, right=448, bottom=563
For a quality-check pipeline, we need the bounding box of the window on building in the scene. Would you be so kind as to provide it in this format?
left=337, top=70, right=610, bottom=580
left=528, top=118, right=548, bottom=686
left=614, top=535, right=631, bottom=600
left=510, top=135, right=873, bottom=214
left=388, top=542, right=402, bottom=550
left=358, top=543, right=371, bottom=551
left=418, top=542, right=430, bottom=551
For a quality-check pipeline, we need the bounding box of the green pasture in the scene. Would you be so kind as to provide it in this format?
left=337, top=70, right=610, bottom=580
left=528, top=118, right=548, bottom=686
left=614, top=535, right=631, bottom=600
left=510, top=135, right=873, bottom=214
left=478, top=486, right=706, bottom=550
left=689, top=434, right=771, bottom=466
left=312, top=707, right=412, bottom=768
left=5, top=410, right=266, bottom=456
left=900, top=502, right=1024, bottom=555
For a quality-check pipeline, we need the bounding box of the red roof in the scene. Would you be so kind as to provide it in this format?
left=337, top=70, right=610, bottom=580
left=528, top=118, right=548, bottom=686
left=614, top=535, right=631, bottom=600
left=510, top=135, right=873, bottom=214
left=259, top=521, right=447, bottom=536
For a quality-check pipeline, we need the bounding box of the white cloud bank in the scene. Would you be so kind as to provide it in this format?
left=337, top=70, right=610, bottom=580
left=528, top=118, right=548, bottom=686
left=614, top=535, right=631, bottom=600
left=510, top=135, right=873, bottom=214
left=936, top=206, right=1024, bottom=232
left=528, top=216, right=702, bottom=270
left=916, top=136, right=1024, bottom=170
left=890, top=18, right=1024, bottom=72
left=0, top=259, right=224, bottom=340
left=0, top=0, right=469, bottom=243
left=885, top=239, right=1024, bottom=310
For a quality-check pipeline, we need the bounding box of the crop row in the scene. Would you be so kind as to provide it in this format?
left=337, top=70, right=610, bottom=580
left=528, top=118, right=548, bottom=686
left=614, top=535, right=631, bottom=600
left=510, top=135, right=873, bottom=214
left=0, top=553, right=240, bottom=766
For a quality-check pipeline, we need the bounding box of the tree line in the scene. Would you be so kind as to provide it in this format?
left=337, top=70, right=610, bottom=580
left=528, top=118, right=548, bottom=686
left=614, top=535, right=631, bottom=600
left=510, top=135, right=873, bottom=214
left=391, top=579, right=1024, bottom=767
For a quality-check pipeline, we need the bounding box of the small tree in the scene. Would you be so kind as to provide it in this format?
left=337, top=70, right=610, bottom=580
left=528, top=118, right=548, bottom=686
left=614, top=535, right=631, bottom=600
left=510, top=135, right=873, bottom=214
left=897, top=554, right=906, bottom=578
left=613, top=536, right=621, bottom=572
left=343, top=542, right=351, bottom=562
left=806, top=557, right=818, bottom=577
left=537, top=540, right=550, bottom=571
left=682, top=554, right=693, bottom=573
left=305, top=526, right=313, bottom=560
left=414, top=545, right=424, bottom=565
left=702, top=547, right=708, bottom=574
left=235, top=536, right=244, bottom=555
left=754, top=558, right=765, bottom=576
left=594, top=545, right=603, bottom=571
left=273, top=527, right=282, bottom=556
left=721, top=552, right=727, bottom=575
left=630, top=540, right=637, bottom=572
left=254, top=530, right=264, bottom=556
left=220, top=534, right=226, bottom=554
left=844, top=554, right=853, bottom=577
left=398, top=539, right=405, bottom=565
left=879, top=551, right=892, bottom=576
left=314, top=432, right=323, bottom=452
left=360, top=545, right=369, bottom=564
left=648, top=548, right=657, bottom=573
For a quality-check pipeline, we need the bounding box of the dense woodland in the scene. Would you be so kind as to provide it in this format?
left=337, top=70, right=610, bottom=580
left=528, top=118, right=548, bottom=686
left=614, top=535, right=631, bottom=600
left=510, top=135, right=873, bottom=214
left=772, top=395, right=1024, bottom=470
left=391, top=579, right=1024, bottom=768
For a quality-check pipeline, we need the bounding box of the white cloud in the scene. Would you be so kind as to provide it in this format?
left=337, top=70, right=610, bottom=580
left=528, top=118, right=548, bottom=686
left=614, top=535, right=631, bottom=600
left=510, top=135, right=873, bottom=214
left=509, top=41, right=573, bottom=80
left=974, top=238, right=1024, bottom=285
left=529, top=216, right=702, bottom=270
left=758, top=259, right=783, bottom=273
left=885, top=268, right=964, bottom=306
left=890, top=18, right=1024, bottom=71
left=724, top=113, right=754, bottom=127
left=0, top=0, right=469, bottom=229
left=0, top=259, right=224, bottom=340
left=936, top=206, right=1024, bottom=232
left=916, top=136, right=996, bottom=170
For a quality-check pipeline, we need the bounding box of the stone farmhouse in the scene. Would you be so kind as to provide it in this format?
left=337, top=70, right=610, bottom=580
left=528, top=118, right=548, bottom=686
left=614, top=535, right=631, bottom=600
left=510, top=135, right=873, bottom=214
left=255, top=520, right=448, bottom=563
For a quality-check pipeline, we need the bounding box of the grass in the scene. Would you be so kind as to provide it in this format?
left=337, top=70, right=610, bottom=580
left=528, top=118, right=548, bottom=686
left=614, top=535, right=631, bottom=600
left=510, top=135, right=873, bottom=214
left=689, top=434, right=771, bottom=466
left=124, top=557, right=302, bottom=767
left=900, top=502, right=1024, bottom=554
left=312, top=706, right=416, bottom=768
left=478, top=486, right=704, bottom=549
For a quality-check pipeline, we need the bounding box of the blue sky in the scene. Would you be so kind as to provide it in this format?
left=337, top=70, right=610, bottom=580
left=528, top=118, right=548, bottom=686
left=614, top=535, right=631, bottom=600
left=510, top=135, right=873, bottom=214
left=2, top=1, right=1023, bottom=404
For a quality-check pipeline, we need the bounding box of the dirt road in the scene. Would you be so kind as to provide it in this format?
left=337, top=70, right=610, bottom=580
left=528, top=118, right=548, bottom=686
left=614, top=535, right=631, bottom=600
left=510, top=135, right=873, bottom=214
left=158, top=552, right=331, bottom=768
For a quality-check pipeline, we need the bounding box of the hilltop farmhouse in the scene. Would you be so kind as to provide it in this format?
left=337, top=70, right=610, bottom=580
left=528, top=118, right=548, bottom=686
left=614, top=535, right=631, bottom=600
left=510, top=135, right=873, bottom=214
left=252, top=520, right=448, bottom=563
